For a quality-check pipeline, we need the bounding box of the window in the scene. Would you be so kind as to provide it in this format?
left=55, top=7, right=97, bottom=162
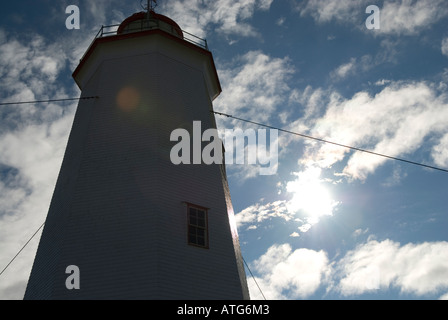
left=187, top=204, right=209, bottom=248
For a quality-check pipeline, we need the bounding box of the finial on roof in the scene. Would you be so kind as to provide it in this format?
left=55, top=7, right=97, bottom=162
left=141, top=0, right=158, bottom=12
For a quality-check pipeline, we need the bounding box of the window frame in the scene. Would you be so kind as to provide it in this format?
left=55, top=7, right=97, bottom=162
left=185, top=202, right=210, bottom=249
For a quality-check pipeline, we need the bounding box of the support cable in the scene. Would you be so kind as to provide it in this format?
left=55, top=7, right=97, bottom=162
left=0, top=96, right=99, bottom=106
left=243, top=256, right=267, bottom=300
left=212, top=110, right=448, bottom=174
left=0, top=223, right=45, bottom=278
left=2, top=105, right=446, bottom=290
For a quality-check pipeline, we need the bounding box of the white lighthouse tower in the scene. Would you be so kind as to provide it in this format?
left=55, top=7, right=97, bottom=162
left=24, top=3, right=250, bottom=300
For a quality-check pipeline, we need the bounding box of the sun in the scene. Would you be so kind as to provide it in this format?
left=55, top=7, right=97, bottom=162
left=286, top=166, right=338, bottom=224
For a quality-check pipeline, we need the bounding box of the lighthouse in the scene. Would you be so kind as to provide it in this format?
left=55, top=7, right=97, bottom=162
left=24, top=3, right=250, bottom=300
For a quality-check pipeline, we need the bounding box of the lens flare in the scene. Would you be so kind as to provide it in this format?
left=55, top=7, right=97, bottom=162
left=116, top=86, right=140, bottom=112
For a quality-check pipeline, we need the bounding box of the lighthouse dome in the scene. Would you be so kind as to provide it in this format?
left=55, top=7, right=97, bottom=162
left=117, top=11, right=183, bottom=38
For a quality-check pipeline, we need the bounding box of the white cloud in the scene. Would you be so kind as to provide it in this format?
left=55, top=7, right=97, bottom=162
left=442, top=38, right=448, bottom=57
left=276, top=17, right=286, bottom=26
left=352, top=228, right=369, bottom=238
left=215, top=51, right=294, bottom=124
left=162, top=0, right=273, bottom=39
left=298, top=0, right=368, bottom=25
left=298, top=0, right=448, bottom=35
left=211, top=51, right=292, bottom=181
left=330, top=58, right=357, bottom=80
left=0, top=116, right=73, bottom=300
left=86, top=0, right=110, bottom=26
left=297, top=81, right=448, bottom=181
left=330, top=55, right=377, bottom=81
left=375, top=79, right=392, bottom=86
left=249, top=243, right=330, bottom=299
left=0, top=34, right=67, bottom=102
left=247, top=239, right=448, bottom=299
left=335, top=239, right=448, bottom=296
left=298, top=223, right=312, bottom=233
left=381, top=166, right=408, bottom=187
left=431, top=133, right=448, bottom=168
left=289, top=232, right=300, bottom=238
left=288, top=86, right=328, bottom=122
left=0, top=29, right=77, bottom=300
left=81, top=0, right=130, bottom=26
left=235, top=200, right=291, bottom=230
left=439, top=292, right=448, bottom=300
left=380, top=0, right=448, bottom=35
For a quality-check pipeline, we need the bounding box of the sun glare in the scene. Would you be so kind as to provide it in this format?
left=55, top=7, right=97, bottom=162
left=286, top=166, right=338, bottom=224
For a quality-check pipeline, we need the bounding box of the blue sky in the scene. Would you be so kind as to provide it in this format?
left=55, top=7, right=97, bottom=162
left=1, top=0, right=448, bottom=300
